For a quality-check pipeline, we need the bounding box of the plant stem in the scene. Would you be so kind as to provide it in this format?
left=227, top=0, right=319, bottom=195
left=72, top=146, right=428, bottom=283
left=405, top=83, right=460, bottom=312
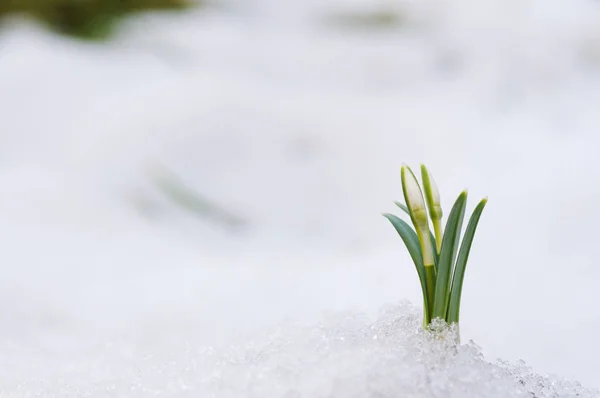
left=424, top=264, right=436, bottom=323
left=415, top=223, right=436, bottom=321
left=432, top=218, right=443, bottom=254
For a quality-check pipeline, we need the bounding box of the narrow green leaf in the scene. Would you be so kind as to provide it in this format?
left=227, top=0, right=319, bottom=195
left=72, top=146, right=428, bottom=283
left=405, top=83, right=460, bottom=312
left=446, top=196, right=466, bottom=312
left=382, top=213, right=426, bottom=286
left=394, top=200, right=438, bottom=267
left=446, top=198, right=488, bottom=324
left=394, top=200, right=409, bottom=214
left=431, top=191, right=467, bottom=320
left=383, top=213, right=430, bottom=322
left=150, top=164, right=246, bottom=229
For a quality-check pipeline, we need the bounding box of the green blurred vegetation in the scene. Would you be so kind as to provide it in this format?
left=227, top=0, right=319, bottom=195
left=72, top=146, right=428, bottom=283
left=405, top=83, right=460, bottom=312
left=0, top=0, right=194, bottom=40
left=324, top=8, right=405, bottom=30
left=145, top=164, right=246, bottom=231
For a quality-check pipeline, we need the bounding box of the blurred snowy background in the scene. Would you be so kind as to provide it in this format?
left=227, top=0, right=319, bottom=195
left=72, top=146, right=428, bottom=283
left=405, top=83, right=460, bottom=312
left=1, top=0, right=600, bottom=395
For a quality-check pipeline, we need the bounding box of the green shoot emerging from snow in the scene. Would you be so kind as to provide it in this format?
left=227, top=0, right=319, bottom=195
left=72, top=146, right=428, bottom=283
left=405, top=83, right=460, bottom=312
left=383, top=164, right=487, bottom=335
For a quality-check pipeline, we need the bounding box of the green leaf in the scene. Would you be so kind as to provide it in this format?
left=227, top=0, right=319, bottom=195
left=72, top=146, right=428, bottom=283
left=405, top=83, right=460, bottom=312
left=394, top=200, right=438, bottom=267
left=394, top=200, right=409, bottom=214
left=383, top=213, right=429, bottom=322
left=446, top=196, right=466, bottom=312
left=150, top=165, right=245, bottom=229
left=431, top=191, right=467, bottom=320
left=446, top=198, right=488, bottom=324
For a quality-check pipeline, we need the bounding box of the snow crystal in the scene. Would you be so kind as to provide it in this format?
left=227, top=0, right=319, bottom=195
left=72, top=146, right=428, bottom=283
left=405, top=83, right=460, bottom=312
left=4, top=302, right=597, bottom=398
left=199, top=302, right=598, bottom=398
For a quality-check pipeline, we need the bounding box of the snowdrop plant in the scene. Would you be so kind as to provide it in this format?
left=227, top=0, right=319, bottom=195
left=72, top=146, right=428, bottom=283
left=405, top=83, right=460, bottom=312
left=383, top=164, right=487, bottom=333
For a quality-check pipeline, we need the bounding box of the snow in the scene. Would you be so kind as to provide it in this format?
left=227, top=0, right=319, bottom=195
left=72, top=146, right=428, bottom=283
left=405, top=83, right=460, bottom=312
left=1, top=0, right=600, bottom=395
left=2, top=303, right=598, bottom=397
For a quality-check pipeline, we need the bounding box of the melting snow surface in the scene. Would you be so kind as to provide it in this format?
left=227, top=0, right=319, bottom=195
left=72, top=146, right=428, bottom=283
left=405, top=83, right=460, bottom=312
left=5, top=303, right=598, bottom=397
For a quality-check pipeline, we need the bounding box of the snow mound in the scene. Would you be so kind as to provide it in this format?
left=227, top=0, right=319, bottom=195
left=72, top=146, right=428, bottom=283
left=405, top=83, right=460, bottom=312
left=11, top=302, right=596, bottom=397
left=202, top=302, right=598, bottom=398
